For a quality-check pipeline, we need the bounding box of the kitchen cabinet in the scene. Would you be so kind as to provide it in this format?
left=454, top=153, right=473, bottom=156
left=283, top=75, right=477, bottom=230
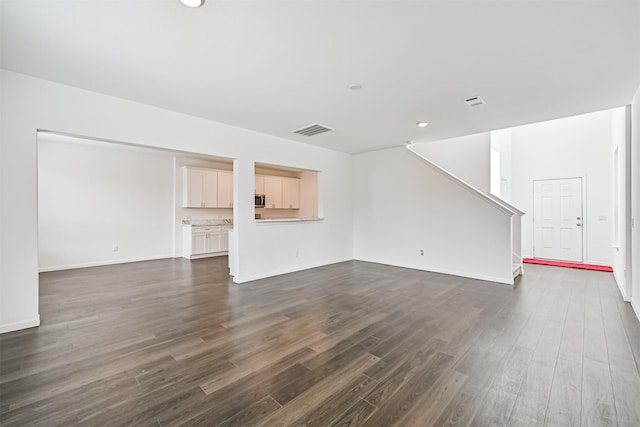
left=183, top=167, right=234, bottom=209
left=255, top=175, right=265, bottom=195
left=282, top=177, right=300, bottom=209
left=217, top=171, right=234, bottom=208
left=256, top=174, right=300, bottom=209
left=222, top=225, right=232, bottom=251
left=264, top=176, right=283, bottom=209
left=183, top=226, right=223, bottom=258
left=183, top=167, right=218, bottom=208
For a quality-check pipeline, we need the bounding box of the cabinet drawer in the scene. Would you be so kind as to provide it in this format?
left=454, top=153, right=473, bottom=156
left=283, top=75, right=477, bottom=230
left=192, top=226, right=222, bottom=233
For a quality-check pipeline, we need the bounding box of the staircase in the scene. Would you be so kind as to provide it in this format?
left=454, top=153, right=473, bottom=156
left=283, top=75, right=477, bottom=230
left=406, top=144, right=525, bottom=284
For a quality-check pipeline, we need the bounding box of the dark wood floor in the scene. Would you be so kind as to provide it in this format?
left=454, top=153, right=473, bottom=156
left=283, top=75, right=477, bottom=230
left=1, top=258, right=639, bottom=426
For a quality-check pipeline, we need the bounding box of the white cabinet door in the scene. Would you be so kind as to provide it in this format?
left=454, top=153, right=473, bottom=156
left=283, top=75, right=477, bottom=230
left=217, top=171, right=233, bottom=208
left=184, top=226, right=225, bottom=258
left=255, top=175, right=265, bottom=195
left=205, top=229, right=222, bottom=252
left=185, top=169, right=204, bottom=207
left=264, top=176, right=283, bottom=209
left=183, top=167, right=218, bottom=208
left=191, top=231, right=208, bottom=254
left=202, top=171, right=218, bottom=208
left=222, top=226, right=232, bottom=251
left=282, top=177, right=300, bottom=209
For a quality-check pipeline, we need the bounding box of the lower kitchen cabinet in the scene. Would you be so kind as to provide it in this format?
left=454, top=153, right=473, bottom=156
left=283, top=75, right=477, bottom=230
left=222, top=225, right=232, bottom=251
left=183, top=226, right=226, bottom=259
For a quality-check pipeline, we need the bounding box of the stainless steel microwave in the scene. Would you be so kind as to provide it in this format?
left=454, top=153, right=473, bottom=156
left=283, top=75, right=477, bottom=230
left=255, top=194, right=265, bottom=208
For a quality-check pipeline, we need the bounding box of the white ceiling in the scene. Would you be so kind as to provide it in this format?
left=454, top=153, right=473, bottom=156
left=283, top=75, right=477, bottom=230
left=2, top=0, right=639, bottom=154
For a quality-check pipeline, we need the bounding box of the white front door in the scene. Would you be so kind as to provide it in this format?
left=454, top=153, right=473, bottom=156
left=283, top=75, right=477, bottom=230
left=533, top=178, right=583, bottom=263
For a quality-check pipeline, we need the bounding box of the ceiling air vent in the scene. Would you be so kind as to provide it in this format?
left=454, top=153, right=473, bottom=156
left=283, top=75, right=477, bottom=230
left=292, top=123, right=334, bottom=137
left=464, top=96, right=486, bottom=107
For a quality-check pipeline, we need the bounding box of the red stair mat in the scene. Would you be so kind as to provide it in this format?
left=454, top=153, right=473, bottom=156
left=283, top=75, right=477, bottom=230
left=523, top=258, right=613, bottom=272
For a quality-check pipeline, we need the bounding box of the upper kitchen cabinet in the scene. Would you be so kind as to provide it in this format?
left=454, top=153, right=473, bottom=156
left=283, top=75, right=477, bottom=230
left=282, top=177, right=300, bottom=209
left=182, top=166, right=233, bottom=208
left=264, top=176, right=283, bottom=209
left=183, top=167, right=218, bottom=208
left=217, top=171, right=234, bottom=208
left=257, top=175, right=300, bottom=209
left=255, top=175, right=265, bottom=195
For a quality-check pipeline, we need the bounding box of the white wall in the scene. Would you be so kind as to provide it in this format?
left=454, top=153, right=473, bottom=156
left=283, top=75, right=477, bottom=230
left=490, top=128, right=513, bottom=202
left=0, top=69, right=353, bottom=333
left=38, top=134, right=175, bottom=271
left=610, top=107, right=631, bottom=300
left=353, top=146, right=513, bottom=284
left=632, top=85, right=640, bottom=319
left=410, top=132, right=491, bottom=193
left=511, top=110, right=614, bottom=265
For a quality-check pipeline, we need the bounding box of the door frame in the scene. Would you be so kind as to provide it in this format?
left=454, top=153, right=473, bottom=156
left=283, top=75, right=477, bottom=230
left=531, top=175, right=587, bottom=263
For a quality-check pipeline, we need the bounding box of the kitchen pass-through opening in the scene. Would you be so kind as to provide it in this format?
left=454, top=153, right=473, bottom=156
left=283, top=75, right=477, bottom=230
left=254, top=162, right=319, bottom=221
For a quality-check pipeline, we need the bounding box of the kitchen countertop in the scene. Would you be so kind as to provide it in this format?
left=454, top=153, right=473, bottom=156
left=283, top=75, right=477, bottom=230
left=182, top=219, right=233, bottom=226
left=255, top=217, right=324, bottom=224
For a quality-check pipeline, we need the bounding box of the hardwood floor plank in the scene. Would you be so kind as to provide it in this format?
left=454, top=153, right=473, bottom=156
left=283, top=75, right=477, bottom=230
left=329, top=398, right=377, bottom=427
left=469, top=387, right=518, bottom=427
left=290, top=374, right=377, bottom=427
left=610, top=367, right=640, bottom=424
left=583, top=297, right=610, bottom=364
left=270, top=337, right=380, bottom=406
left=581, top=358, right=618, bottom=426
left=395, top=368, right=467, bottom=426
left=160, top=355, right=312, bottom=426
left=546, top=359, right=582, bottom=426
left=255, top=352, right=380, bottom=427
left=558, top=318, right=584, bottom=363
left=361, top=351, right=454, bottom=426
left=430, top=382, right=486, bottom=427
left=207, top=395, right=281, bottom=427
left=362, top=341, right=444, bottom=408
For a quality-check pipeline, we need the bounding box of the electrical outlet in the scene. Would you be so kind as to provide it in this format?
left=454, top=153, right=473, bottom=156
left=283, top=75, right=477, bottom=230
left=295, top=250, right=299, bottom=258
left=113, top=245, right=119, bottom=252
left=420, top=249, right=424, bottom=256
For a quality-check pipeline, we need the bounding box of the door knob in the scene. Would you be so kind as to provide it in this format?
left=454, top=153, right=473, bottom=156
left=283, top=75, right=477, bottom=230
left=577, top=223, right=582, bottom=226
left=576, top=217, right=581, bottom=220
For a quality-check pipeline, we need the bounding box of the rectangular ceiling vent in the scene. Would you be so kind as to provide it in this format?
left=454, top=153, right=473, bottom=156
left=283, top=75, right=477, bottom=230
left=464, top=96, right=486, bottom=107
left=292, top=123, right=334, bottom=137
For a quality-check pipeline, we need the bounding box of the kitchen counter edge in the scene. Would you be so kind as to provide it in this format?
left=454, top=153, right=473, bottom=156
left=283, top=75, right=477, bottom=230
left=255, top=217, right=324, bottom=224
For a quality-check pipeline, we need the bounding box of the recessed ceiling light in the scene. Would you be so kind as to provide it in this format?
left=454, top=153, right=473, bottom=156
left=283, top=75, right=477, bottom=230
left=416, top=122, right=429, bottom=128
left=348, top=83, right=362, bottom=91
left=179, top=0, right=205, bottom=7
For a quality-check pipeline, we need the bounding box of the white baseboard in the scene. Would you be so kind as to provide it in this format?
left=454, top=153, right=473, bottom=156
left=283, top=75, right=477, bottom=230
left=631, top=298, right=640, bottom=324
left=613, top=270, right=631, bottom=302
left=38, top=255, right=175, bottom=272
left=233, top=257, right=352, bottom=284
left=353, top=257, right=514, bottom=285
left=0, top=316, right=40, bottom=334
